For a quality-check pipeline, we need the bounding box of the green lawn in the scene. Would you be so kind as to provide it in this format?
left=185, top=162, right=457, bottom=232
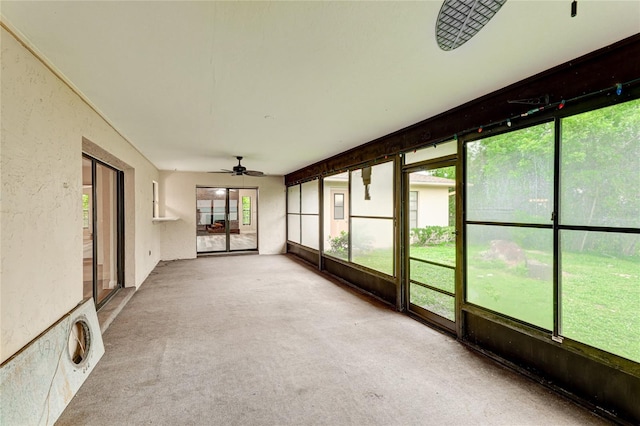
left=351, top=243, right=640, bottom=363
left=466, top=245, right=554, bottom=330
left=351, top=248, right=394, bottom=276
left=408, top=244, right=456, bottom=320
left=560, top=251, right=640, bottom=362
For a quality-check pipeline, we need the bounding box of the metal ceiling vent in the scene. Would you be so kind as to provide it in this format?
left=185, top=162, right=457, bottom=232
left=436, top=0, right=507, bottom=51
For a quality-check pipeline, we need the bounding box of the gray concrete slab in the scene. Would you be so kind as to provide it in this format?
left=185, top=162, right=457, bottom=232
left=57, top=255, right=609, bottom=425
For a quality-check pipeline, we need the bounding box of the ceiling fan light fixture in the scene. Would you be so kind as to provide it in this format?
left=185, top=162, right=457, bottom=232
left=208, top=156, right=265, bottom=177
left=436, top=0, right=508, bottom=51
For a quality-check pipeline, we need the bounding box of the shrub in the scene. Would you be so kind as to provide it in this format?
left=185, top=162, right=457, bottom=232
left=410, top=226, right=455, bottom=246
left=327, top=231, right=349, bottom=257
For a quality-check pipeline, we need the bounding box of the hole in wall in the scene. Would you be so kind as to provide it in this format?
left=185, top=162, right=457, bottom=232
left=67, top=318, right=91, bottom=365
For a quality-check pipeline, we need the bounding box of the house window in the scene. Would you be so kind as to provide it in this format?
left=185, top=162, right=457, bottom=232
left=409, top=191, right=418, bottom=229
left=82, top=194, right=90, bottom=228
left=242, top=196, right=251, bottom=225
left=152, top=181, right=159, bottom=219
left=334, top=193, right=344, bottom=220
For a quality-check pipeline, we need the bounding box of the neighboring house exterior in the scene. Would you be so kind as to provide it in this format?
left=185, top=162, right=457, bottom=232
left=407, top=173, right=455, bottom=229
left=323, top=172, right=455, bottom=246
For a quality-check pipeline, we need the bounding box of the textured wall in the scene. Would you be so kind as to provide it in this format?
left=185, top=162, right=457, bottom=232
left=0, top=27, right=161, bottom=362
left=0, top=299, right=104, bottom=425
left=159, top=171, right=286, bottom=259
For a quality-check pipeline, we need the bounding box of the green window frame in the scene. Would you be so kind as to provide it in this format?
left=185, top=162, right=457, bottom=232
left=242, top=196, right=251, bottom=225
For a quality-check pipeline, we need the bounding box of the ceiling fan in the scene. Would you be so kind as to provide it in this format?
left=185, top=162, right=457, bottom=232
left=213, top=156, right=264, bottom=177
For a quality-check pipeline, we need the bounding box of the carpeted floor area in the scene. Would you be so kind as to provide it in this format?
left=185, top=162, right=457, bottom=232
left=57, top=255, right=608, bottom=425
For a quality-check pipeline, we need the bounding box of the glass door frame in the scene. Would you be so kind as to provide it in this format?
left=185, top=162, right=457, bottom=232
left=402, top=154, right=459, bottom=333
left=82, top=154, right=125, bottom=309
left=196, top=186, right=259, bottom=254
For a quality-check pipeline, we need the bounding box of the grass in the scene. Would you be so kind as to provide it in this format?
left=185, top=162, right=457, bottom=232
left=351, top=248, right=393, bottom=276
left=351, top=242, right=640, bottom=363
left=466, top=245, right=554, bottom=330
left=560, top=251, right=640, bottom=362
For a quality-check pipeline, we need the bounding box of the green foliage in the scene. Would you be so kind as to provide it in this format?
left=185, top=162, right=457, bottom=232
left=410, top=226, right=455, bottom=246
left=466, top=122, right=555, bottom=223
left=467, top=244, right=640, bottom=362
left=467, top=98, right=640, bottom=256
left=326, top=231, right=348, bottom=258
left=561, top=99, right=640, bottom=233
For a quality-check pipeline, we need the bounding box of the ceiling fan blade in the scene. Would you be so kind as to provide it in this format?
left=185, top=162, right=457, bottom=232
left=208, top=170, right=234, bottom=174
left=244, top=170, right=265, bottom=177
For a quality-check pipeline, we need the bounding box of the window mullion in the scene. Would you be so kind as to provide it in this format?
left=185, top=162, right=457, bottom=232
left=552, top=118, right=562, bottom=341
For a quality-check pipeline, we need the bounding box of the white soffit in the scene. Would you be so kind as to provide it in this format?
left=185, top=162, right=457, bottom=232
left=1, top=1, right=639, bottom=175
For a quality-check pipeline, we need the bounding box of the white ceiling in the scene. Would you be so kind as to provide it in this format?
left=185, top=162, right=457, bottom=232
left=2, top=1, right=639, bottom=175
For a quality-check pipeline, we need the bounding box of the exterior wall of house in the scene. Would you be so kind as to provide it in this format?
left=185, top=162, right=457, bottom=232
left=323, top=180, right=451, bottom=239
left=415, top=185, right=451, bottom=228
left=0, top=27, right=161, bottom=363
left=322, top=179, right=349, bottom=248
left=158, top=171, right=286, bottom=259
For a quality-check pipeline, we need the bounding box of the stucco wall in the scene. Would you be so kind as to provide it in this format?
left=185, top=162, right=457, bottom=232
left=159, top=171, right=285, bottom=259
left=415, top=186, right=451, bottom=227
left=0, top=27, right=161, bottom=362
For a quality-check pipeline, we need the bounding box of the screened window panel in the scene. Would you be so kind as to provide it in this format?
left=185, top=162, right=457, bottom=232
left=301, top=215, right=320, bottom=250
left=560, top=230, right=640, bottom=362
left=560, top=99, right=640, bottom=228
left=351, top=218, right=394, bottom=276
left=323, top=173, right=349, bottom=259
left=404, top=140, right=456, bottom=165
left=287, top=214, right=300, bottom=243
left=351, top=161, right=394, bottom=217
left=466, top=224, right=553, bottom=330
left=301, top=180, right=319, bottom=214
left=466, top=122, right=554, bottom=224
left=410, top=259, right=454, bottom=294
left=287, top=185, right=300, bottom=214
left=410, top=286, right=455, bottom=321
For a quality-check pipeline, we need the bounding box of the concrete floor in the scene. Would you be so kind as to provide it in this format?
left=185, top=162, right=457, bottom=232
left=57, top=255, right=609, bottom=425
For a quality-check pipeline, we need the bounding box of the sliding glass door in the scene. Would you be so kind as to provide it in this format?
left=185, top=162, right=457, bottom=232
left=196, top=187, right=258, bottom=253
left=82, top=155, right=123, bottom=307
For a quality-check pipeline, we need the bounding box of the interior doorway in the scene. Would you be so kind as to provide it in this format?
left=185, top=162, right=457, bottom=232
left=82, top=155, right=124, bottom=307
left=196, top=187, right=258, bottom=253
left=404, top=161, right=457, bottom=332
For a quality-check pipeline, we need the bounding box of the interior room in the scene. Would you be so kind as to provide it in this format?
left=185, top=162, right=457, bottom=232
left=1, top=1, right=638, bottom=424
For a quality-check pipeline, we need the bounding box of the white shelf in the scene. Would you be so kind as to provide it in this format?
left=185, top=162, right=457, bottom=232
left=152, top=217, right=179, bottom=222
